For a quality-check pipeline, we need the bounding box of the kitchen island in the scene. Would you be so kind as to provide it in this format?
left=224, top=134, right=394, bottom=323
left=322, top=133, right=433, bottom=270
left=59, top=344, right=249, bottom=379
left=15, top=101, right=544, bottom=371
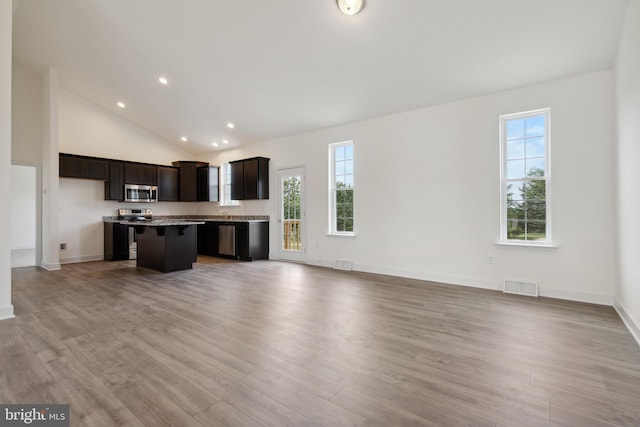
left=104, top=214, right=269, bottom=268
left=131, top=220, right=204, bottom=273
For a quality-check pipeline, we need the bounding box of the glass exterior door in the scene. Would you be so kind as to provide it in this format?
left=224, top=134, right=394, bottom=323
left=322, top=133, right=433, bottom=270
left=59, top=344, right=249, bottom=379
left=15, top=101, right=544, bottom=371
left=279, top=167, right=305, bottom=262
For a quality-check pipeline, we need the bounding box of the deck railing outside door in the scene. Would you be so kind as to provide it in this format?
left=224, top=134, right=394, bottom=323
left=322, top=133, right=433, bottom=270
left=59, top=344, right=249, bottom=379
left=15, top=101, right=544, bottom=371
left=283, top=219, right=301, bottom=250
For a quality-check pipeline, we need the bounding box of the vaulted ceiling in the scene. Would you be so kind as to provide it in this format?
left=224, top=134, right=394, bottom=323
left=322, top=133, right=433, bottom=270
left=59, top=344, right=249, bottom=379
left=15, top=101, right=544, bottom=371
left=12, top=0, right=629, bottom=154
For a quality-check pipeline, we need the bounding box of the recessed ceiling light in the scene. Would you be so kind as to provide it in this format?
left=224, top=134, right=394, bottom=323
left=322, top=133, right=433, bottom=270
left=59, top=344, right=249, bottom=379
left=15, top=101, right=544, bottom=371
left=117, top=102, right=126, bottom=108
left=158, top=76, right=168, bottom=85
left=222, top=139, right=229, bottom=144
left=212, top=142, right=218, bottom=147
left=226, top=122, right=234, bottom=129
left=181, top=136, right=187, bottom=142
left=337, top=0, right=364, bottom=15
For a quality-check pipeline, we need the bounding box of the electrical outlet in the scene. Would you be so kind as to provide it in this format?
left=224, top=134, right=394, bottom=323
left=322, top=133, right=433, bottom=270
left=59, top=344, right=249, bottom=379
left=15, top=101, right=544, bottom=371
left=487, top=255, right=495, bottom=264
left=60, top=243, right=67, bottom=250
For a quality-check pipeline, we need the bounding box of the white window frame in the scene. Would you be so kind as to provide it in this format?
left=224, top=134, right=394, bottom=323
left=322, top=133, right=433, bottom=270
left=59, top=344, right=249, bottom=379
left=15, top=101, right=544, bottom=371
left=328, top=140, right=355, bottom=236
left=499, top=108, right=552, bottom=246
left=218, top=162, right=240, bottom=207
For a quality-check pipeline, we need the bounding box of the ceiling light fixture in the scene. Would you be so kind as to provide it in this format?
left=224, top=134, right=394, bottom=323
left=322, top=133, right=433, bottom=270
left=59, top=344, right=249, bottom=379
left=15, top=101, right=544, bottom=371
left=222, top=139, right=229, bottom=144
left=212, top=142, right=218, bottom=147
left=337, top=0, right=364, bottom=15
left=117, top=101, right=126, bottom=108
left=226, top=122, right=234, bottom=129
left=158, top=76, right=168, bottom=85
left=181, top=136, right=187, bottom=142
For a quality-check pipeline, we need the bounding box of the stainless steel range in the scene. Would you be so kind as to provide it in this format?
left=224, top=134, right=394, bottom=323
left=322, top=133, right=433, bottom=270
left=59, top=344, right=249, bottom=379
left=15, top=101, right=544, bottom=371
left=117, top=208, right=153, bottom=222
left=117, top=209, right=153, bottom=259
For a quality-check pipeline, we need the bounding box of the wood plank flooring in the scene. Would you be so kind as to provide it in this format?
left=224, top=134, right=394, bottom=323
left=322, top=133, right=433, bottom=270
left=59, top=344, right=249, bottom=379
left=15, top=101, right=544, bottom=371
left=2, top=259, right=639, bottom=426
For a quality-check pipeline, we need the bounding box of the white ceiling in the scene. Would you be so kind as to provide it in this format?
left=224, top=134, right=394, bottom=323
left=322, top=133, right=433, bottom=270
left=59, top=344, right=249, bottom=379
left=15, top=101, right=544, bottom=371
left=12, top=0, right=629, bottom=154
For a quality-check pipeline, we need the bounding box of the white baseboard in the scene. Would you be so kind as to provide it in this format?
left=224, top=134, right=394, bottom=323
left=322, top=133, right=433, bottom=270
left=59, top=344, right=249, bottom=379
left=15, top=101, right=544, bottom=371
left=305, top=261, right=614, bottom=307
left=353, top=263, right=501, bottom=291
left=614, top=300, right=640, bottom=347
left=40, top=260, right=61, bottom=271
left=0, top=304, right=15, bottom=320
left=11, top=248, right=37, bottom=268
left=60, top=254, right=103, bottom=265
left=539, top=287, right=613, bottom=306
left=306, top=258, right=336, bottom=269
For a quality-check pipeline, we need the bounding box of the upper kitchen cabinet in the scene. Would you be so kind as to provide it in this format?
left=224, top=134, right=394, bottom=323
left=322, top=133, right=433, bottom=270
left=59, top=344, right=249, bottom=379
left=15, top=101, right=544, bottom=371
left=105, top=160, right=125, bottom=201
left=198, top=165, right=219, bottom=202
left=172, top=161, right=208, bottom=202
left=230, top=157, right=269, bottom=200
left=124, top=162, right=157, bottom=186
left=157, top=166, right=180, bottom=202
left=59, top=153, right=109, bottom=180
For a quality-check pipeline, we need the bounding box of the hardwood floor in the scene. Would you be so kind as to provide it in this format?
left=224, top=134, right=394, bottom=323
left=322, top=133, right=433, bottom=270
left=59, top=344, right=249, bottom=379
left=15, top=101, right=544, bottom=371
left=2, top=259, right=640, bottom=426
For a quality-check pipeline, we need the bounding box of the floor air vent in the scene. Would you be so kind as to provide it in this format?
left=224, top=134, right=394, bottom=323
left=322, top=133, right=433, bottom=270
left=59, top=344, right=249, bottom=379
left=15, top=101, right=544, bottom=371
left=334, top=259, right=353, bottom=271
left=503, top=279, right=539, bottom=297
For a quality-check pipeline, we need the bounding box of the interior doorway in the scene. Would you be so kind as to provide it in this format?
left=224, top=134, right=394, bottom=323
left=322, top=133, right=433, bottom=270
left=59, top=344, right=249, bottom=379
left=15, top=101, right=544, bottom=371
left=11, top=164, right=37, bottom=268
left=278, top=167, right=305, bottom=262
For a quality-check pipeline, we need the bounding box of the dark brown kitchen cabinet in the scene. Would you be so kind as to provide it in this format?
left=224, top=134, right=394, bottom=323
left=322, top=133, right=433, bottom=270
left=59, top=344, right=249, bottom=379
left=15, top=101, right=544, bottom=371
left=124, top=162, right=157, bottom=186
left=157, top=166, right=179, bottom=202
left=229, top=157, right=269, bottom=200
left=197, top=222, right=218, bottom=256
left=105, top=160, right=125, bottom=201
left=172, top=161, right=208, bottom=202
left=59, top=153, right=109, bottom=180
left=235, top=221, right=269, bottom=260
left=230, top=161, right=244, bottom=200
left=104, top=221, right=129, bottom=261
left=196, top=220, right=269, bottom=261
left=197, top=165, right=219, bottom=202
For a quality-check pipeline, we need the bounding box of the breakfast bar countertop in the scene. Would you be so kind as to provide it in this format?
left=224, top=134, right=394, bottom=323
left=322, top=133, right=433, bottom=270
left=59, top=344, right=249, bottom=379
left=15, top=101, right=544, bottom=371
left=103, top=215, right=269, bottom=224
left=117, top=220, right=205, bottom=227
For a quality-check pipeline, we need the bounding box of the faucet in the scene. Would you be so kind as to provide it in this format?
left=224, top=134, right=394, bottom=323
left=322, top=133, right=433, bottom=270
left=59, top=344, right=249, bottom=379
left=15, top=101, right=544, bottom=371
left=218, top=210, right=229, bottom=219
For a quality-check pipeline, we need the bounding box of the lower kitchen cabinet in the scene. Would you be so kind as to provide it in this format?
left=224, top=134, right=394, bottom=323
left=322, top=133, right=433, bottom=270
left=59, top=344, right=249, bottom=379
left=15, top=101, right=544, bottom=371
left=235, top=221, right=269, bottom=260
left=104, top=222, right=130, bottom=261
left=197, top=221, right=268, bottom=261
left=197, top=222, right=218, bottom=256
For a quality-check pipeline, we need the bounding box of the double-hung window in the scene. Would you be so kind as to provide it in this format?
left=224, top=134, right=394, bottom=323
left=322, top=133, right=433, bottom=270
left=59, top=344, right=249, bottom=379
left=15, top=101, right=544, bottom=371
left=329, top=141, right=354, bottom=235
left=500, top=108, right=550, bottom=243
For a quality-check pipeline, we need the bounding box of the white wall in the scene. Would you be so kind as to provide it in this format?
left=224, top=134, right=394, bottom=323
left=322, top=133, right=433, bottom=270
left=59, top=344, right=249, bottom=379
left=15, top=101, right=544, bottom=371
left=0, top=0, right=15, bottom=320
left=58, top=88, right=198, bottom=263
left=12, top=63, right=43, bottom=268
left=59, top=88, right=194, bottom=164
left=206, top=71, right=617, bottom=305
left=41, top=67, right=60, bottom=270
left=12, top=62, right=42, bottom=164
left=11, top=165, right=36, bottom=249
left=614, top=0, right=640, bottom=343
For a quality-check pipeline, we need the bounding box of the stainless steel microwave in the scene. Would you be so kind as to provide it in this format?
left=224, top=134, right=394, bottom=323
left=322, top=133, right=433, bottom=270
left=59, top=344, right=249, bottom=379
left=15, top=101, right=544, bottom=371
left=124, top=184, right=158, bottom=203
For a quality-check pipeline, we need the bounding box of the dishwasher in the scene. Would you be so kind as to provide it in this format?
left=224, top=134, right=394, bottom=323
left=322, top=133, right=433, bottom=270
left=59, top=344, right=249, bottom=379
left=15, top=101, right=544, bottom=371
left=218, top=224, right=236, bottom=256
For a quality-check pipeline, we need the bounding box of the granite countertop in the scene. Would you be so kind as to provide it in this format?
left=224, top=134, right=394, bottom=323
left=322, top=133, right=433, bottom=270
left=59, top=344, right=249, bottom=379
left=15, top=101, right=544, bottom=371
left=118, top=219, right=205, bottom=227
left=103, top=215, right=269, bottom=223
left=102, top=215, right=269, bottom=226
left=167, top=215, right=269, bottom=223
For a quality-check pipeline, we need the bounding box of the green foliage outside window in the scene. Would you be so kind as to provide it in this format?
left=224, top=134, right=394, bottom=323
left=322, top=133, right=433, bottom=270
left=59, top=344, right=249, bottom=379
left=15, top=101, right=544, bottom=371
left=336, top=181, right=353, bottom=232
left=507, top=167, right=546, bottom=240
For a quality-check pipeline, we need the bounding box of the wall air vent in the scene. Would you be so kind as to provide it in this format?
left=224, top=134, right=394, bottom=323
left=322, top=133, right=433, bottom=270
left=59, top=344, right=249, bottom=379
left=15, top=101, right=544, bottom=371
left=503, top=279, right=539, bottom=297
left=334, top=259, right=353, bottom=271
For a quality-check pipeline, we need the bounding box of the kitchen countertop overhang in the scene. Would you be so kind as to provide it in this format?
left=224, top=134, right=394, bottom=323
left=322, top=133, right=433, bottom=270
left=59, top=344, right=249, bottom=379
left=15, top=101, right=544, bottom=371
left=117, top=219, right=205, bottom=227
left=104, top=215, right=269, bottom=224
